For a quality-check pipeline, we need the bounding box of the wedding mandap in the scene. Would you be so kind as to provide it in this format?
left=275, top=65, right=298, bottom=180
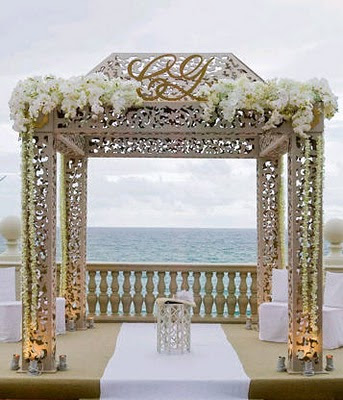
left=0, top=52, right=341, bottom=400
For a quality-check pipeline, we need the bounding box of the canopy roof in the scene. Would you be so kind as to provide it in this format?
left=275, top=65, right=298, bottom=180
left=88, top=53, right=263, bottom=101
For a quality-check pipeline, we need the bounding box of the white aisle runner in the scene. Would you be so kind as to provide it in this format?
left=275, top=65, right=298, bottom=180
left=101, top=323, right=250, bottom=400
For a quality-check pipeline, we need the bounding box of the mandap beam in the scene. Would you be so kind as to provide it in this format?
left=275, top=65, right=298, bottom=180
left=62, top=155, right=88, bottom=330
left=256, top=157, right=282, bottom=305
left=288, top=133, right=323, bottom=372
left=22, top=132, right=57, bottom=372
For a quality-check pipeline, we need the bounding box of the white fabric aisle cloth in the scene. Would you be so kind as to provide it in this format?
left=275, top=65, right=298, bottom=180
left=101, top=323, right=250, bottom=400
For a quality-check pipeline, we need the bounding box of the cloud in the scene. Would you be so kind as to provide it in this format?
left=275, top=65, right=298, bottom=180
left=0, top=0, right=342, bottom=226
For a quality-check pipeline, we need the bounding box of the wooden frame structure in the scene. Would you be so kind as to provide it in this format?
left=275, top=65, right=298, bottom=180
left=25, top=53, right=324, bottom=373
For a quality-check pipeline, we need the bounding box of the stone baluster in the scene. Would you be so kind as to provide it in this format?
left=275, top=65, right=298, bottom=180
left=133, top=271, right=144, bottom=315
left=110, top=271, right=120, bottom=315
left=99, top=271, right=109, bottom=315
left=122, top=271, right=132, bottom=316
left=157, top=271, right=166, bottom=298
left=193, top=271, right=202, bottom=316
left=145, top=270, right=155, bottom=315
left=215, top=271, right=225, bottom=316
left=250, top=272, right=258, bottom=322
left=169, top=271, right=177, bottom=298
left=203, top=272, right=213, bottom=316
left=238, top=272, right=248, bottom=318
left=181, top=271, right=189, bottom=291
left=227, top=272, right=236, bottom=318
left=87, top=270, right=97, bottom=315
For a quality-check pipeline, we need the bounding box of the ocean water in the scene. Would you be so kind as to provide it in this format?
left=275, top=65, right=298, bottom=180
left=0, top=227, right=329, bottom=263
left=85, top=227, right=257, bottom=263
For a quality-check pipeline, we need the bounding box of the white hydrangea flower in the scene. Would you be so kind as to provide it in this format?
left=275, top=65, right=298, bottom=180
left=9, top=73, right=142, bottom=133
left=201, top=76, right=338, bottom=137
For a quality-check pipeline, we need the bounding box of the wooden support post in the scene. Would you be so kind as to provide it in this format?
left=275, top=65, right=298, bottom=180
left=287, top=133, right=323, bottom=372
left=22, top=132, right=57, bottom=372
left=62, top=156, right=88, bottom=330
left=256, top=157, right=282, bottom=305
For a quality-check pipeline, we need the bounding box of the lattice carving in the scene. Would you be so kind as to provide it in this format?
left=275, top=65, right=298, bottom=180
left=156, top=301, right=192, bottom=354
left=288, top=133, right=323, bottom=372
left=87, top=135, right=257, bottom=158
left=22, top=133, right=57, bottom=371
left=54, top=107, right=269, bottom=136
left=257, top=157, right=282, bottom=304
left=89, top=53, right=262, bottom=102
left=63, top=156, right=88, bottom=329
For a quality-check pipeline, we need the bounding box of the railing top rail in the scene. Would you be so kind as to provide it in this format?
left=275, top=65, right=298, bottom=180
left=0, top=260, right=21, bottom=267
left=84, top=261, right=256, bottom=273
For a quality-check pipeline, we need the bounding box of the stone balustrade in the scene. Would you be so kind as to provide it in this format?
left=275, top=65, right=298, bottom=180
left=85, top=262, right=257, bottom=323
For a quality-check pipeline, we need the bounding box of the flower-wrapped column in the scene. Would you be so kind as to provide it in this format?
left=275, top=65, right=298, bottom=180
left=288, top=132, right=324, bottom=372
left=256, top=157, right=283, bottom=305
left=21, top=131, right=57, bottom=372
left=60, top=155, right=88, bottom=330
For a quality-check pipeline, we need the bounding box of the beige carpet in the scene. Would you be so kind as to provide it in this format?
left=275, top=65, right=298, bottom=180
left=1, top=323, right=343, bottom=400
left=0, top=323, right=121, bottom=399
left=223, top=324, right=343, bottom=400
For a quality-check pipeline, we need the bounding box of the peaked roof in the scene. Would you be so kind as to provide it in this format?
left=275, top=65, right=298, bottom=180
left=88, top=53, right=263, bottom=101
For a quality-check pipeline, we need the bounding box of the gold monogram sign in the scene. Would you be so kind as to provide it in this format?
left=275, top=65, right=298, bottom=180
left=127, top=54, right=214, bottom=101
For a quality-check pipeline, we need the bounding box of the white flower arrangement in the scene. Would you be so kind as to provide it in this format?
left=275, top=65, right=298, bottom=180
left=9, top=73, right=142, bottom=133
left=199, top=76, right=338, bottom=137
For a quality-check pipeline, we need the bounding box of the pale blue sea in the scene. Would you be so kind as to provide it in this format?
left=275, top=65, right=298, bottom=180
left=0, top=227, right=329, bottom=262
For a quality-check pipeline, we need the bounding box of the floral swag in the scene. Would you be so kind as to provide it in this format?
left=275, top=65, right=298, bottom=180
left=9, top=73, right=337, bottom=359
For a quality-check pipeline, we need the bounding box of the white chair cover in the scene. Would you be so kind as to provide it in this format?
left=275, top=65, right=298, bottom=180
left=259, top=270, right=343, bottom=349
left=0, top=267, right=16, bottom=301
left=0, top=297, right=66, bottom=342
left=0, top=301, right=21, bottom=342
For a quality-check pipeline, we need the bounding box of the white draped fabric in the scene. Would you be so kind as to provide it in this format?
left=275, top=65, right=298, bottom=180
left=101, top=323, right=250, bottom=400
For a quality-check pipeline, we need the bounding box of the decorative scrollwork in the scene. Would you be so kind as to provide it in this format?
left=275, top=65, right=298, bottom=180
left=257, top=157, right=281, bottom=304
left=89, top=53, right=263, bottom=101
left=54, top=106, right=268, bottom=136
left=87, top=135, right=257, bottom=158
left=63, top=156, right=88, bottom=328
left=127, top=54, right=214, bottom=101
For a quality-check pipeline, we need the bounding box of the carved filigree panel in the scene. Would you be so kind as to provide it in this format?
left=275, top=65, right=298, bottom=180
left=288, top=133, right=323, bottom=372
left=257, top=158, right=281, bottom=304
left=87, top=134, right=257, bottom=158
left=54, top=107, right=267, bottom=136
left=63, top=156, right=88, bottom=329
left=89, top=53, right=262, bottom=101
left=23, top=133, right=57, bottom=371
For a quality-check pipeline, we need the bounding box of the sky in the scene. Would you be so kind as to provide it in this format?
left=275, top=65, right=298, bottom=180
left=0, top=0, right=342, bottom=228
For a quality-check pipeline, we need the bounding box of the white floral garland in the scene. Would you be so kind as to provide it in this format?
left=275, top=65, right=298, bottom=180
left=199, top=76, right=337, bottom=138
left=309, top=135, right=324, bottom=333
left=21, top=127, right=39, bottom=358
left=59, top=154, right=67, bottom=298
left=278, top=155, right=286, bottom=270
